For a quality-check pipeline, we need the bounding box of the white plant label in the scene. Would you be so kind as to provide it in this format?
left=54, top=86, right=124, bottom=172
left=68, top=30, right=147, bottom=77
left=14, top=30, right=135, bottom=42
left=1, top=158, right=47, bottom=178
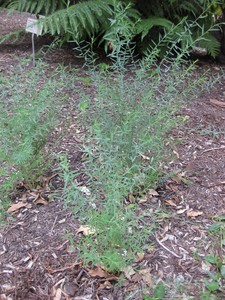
left=26, top=17, right=43, bottom=36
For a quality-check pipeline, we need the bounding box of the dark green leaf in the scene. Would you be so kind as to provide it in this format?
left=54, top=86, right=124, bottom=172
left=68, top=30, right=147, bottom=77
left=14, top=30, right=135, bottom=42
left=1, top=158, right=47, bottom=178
left=220, top=265, right=225, bottom=279
left=214, top=216, right=225, bottom=221
left=204, top=255, right=218, bottom=265
left=205, top=281, right=220, bottom=292
left=154, top=282, right=165, bottom=299
left=208, top=222, right=221, bottom=234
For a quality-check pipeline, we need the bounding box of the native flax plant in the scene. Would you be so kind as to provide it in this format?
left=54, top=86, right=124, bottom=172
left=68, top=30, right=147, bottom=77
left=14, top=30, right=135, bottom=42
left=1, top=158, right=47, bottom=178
left=0, top=62, right=69, bottom=199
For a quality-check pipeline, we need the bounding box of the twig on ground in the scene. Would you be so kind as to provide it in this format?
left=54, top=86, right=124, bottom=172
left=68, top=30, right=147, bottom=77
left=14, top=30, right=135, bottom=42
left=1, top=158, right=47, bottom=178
left=45, top=261, right=81, bottom=274
left=76, top=269, right=87, bottom=283
left=155, top=235, right=182, bottom=258
left=201, top=146, right=225, bottom=154
left=50, top=216, right=58, bottom=235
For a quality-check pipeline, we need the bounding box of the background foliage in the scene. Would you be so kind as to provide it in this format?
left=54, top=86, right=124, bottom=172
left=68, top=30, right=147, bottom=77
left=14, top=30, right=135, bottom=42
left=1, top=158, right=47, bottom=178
left=1, top=0, right=225, bottom=58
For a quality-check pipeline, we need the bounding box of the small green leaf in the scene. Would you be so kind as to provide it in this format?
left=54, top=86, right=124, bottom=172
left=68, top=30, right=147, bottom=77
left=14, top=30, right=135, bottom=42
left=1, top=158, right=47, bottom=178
left=208, top=272, right=217, bottom=280
left=143, top=295, right=152, bottom=300
left=208, top=222, right=221, bottom=234
left=204, top=255, right=218, bottom=265
left=200, top=291, right=217, bottom=300
left=215, top=272, right=221, bottom=281
left=220, top=265, right=225, bottom=279
left=154, top=282, right=165, bottom=299
left=205, top=281, right=220, bottom=292
left=78, top=100, right=89, bottom=111
left=214, top=216, right=225, bottom=221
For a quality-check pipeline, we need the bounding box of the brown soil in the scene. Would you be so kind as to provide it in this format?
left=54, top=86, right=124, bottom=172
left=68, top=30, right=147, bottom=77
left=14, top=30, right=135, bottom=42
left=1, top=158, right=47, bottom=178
left=1, top=9, right=225, bottom=300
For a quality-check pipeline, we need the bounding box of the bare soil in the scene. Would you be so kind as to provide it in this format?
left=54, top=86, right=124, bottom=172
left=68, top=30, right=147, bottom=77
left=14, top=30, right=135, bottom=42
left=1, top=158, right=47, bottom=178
left=1, top=9, right=225, bottom=300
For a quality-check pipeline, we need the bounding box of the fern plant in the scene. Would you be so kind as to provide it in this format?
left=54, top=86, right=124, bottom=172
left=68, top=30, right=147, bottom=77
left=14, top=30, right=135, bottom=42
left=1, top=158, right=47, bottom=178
left=1, top=0, right=223, bottom=58
left=134, top=0, right=223, bottom=58
left=3, top=0, right=69, bottom=15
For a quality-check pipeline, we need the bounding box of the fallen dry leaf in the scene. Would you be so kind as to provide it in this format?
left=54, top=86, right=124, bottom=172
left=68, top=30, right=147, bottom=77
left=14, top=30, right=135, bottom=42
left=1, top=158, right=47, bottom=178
left=171, top=177, right=181, bottom=184
left=176, top=208, right=187, bottom=214
left=88, top=267, right=108, bottom=278
left=140, top=154, right=150, bottom=160
left=210, top=98, right=225, bottom=108
left=7, top=202, right=28, bottom=213
left=173, top=150, right=180, bottom=159
left=138, top=196, right=148, bottom=204
left=128, top=193, right=135, bottom=203
left=122, top=266, right=136, bottom=280
left=77, top=225, right=96, bottom=236
left=187, top=210, right=203, bottom=217
left=80, top=186, right=91, bottom=196
left=53, top=288, right=62, bottom=300
left=161, top=224, right=170, bottom=237
left=135, top=252, right=145, bottom=262
left=139, top=189, right=159, bottom=204
left=148, top=189, right=159, bottom=196
left=165, top=199, right=177, bottom=207
left=98, top=280, right=113, bottom=290
left=131, top=272, right=142, bottom=283
left=138, top=269, right=152, bottom=286
left=34, top=198, right=48, bottom=205
left=74, top=296, right=92, bottom=300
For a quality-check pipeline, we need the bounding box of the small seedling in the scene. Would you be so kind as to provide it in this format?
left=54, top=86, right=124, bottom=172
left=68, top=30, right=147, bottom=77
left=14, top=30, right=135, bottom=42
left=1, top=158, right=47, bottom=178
left=143, top=282, right=166, bottom=300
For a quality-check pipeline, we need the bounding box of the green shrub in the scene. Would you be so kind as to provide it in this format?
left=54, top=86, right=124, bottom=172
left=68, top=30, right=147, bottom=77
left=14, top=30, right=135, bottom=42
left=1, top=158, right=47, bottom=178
left=0, top=62, right=68, bottom=202
left=58, top=7, right=208, bottom=272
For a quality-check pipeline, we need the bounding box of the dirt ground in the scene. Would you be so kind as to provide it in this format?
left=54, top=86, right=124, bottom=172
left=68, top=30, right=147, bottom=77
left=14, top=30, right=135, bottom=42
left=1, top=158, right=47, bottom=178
left=1, top=9, right=225, bottom=300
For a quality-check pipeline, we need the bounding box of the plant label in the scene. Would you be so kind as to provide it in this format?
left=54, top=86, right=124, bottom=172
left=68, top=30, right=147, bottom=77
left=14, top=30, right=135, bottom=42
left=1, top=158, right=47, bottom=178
left=26, top=17, right=43, bottom=36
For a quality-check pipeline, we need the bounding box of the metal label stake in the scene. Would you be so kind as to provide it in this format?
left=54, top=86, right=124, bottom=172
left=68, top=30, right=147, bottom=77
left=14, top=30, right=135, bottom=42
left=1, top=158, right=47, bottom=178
left=32, top=33, right=35, bottom=66
left=25, top=17, right=44, bottom=67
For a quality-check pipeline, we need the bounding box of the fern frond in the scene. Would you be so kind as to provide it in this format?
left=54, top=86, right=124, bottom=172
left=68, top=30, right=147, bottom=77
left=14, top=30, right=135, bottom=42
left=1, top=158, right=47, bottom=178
left=197, top=33, right=220, bottom=58
left=39, top=0, right=112, bottom=40
left=137, top=17, right=173, bottom=40
left=4, top=0, right=66, bottom=15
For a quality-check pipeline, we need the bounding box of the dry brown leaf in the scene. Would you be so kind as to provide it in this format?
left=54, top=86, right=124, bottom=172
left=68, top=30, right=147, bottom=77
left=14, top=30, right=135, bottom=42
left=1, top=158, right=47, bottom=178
left=7, top=202, right=28, bottom=213
left=23, top=182, right=30, bottom=190
left=213, top=66, right=220, bottom=71
left=138, top=196, right=148, bottom=204
left=161, top=224, right=170, bottom=237
left=138, top=269, right=152, bottom=286
left=34, top=198, right=48, bottom=205
left=77, top=225, right=96, bottom=236
left=139, top=189, right=159, bottom=204
left=74, top=295, right=92, bottom=300
left=135, top=252, right=145, bottom=262
left=122, top=266, right=136, bottom=280
left=45, top=173, right=58, bottom=185
left=131, top=272, right=142, bottom=283
left=165, top=199, right=177, bottom=207
left=187, top=210, right=203, bottom=217
left=128, top=193, right=135, bottom=203
left=53, top=288, right=62, bottom=300
left=98, top=280, right=113, bottom=290
left=148, top=189, right=159, bottom=196
left=176, top=208, right=187, bottom=214
left=140, top=154, right=150, bottom=160
left=80, top=186, right=91, bottom=196
left=171, top=177, right=181, bottom=184
left=169, top=185, right=178, bottom=192
left=210, top=99, right=225, bottom=108
left=88, top=267, right=108, bottom=278
left=173, top=150, right=180, bottom=159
